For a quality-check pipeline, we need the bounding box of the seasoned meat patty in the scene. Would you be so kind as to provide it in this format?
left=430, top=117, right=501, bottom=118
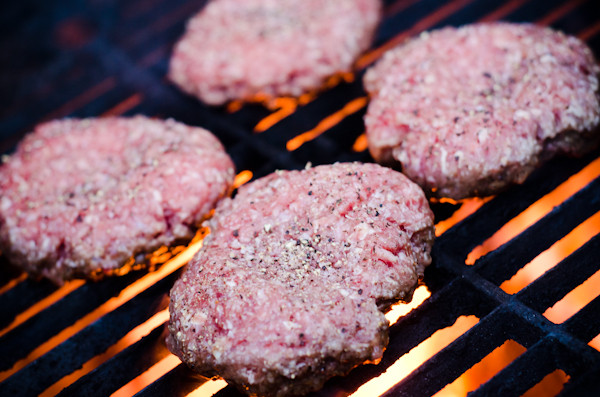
left=0, top=116, right=235, bottom=284
left=364, top=22, right=600, bottom=199
left=167, top=162, right=434, bottom=397
left=169, top=0, right=382, bottom=105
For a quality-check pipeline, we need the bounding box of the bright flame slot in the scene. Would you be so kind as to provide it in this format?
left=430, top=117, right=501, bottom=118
left=349, top=315, right=479, bottom=397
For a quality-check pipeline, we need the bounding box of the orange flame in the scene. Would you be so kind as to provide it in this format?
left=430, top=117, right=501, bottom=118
left=100, top=93, right=143, bottom=117
left=232, top=170, right=253, bottom=190
left=543, top=252, right=600, bottom=324
left=0, top=272, right=27, bottom=295
left=434, top=339, right=526, bottom=396
left=501, top=211, right=600, bottom=295
left=112, top=354, right=182, bottom=397
left=0, top=229, right=207, bottom=383
left=385, top=285, right=431, bottom=325
left=435, top=197, right=492, bottom=237
left=252, top=72, right=355, bottom=133
left=0, top=279, right=85, bottom=339
left=286, top=97, right=368, bottom=151
left=352, top=133, right=369, bottom=152
left=522, top=370, right=570, bottom=397
left=40, top=309, right=170, bottom=396
left=187, top=379, right=229, bottom=396
left=467, top=157, right=600, bottom=265
left=254, top=97, right=299, bottom=133
left=349, top=315, right=479, bottom=397
left=588, top=333, right=600, bottom=352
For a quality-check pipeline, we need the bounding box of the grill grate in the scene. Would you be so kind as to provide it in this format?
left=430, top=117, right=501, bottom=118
left=1, top=0, right=600, bottom=396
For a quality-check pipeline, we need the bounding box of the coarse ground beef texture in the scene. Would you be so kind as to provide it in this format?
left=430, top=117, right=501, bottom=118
left=169, top=0, right=382, bottom=105
left=0, top=116, right=235, bottom=284
left=364, top=22, right=600, bottom=199
left=167, top=162, right=434, bottom=397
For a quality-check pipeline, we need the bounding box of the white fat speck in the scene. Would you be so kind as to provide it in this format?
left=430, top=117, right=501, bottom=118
left=0, top=197, right=12, bottom=211
left=514, top=109, right=530, bottom=120
left=431, top=118, right=445, bottom=128
left=283, top=321, right=298, bottom=329
left=530, top=108, right=542, bottom=117
left=540, top=54, right=555, bottom=63
left=440, top=147, right=448, bottom=175
left=477, top=128, right=489, bottom=144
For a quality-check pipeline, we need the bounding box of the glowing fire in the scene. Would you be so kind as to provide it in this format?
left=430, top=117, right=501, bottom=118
left=350, top=316, right=479, bottom=397
left=435, top=339, right=526, bottom=396
left=501, top=211, right=600, bottom=295
left=112, top=354, right=182, bottom=397
left=40, top=309, right=171, bottom=397
left=434, top=197, right=492, bottom=237
left=333, top=159, right=599, bottom=397
left=467, top=157, right=600, bottom=266
left=386, top=285, right=431, bottom=325
left=187, top=379, right=229, bottom=396
left=232, top=170, right=253, bottom=189
left=286, top=97, right=367, bottom=151
left=250, top=72, right=355, bottom=134
left=0, top=230, right=207, bottom=388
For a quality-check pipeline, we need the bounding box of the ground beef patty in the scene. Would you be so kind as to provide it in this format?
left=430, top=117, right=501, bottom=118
left=169, top=0, right=382, bottom=105
left=364, top=22, right=600, bottom=199
left=0, top=116, right=235, bottom=284
left=167, top=162, right=434, bottom=397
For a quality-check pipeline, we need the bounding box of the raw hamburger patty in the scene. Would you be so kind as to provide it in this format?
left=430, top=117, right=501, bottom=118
left=364, top=22, right=600, bottom=199
left=0, top=116, right=235, bottom=284
left=167, top=162, right=434, bottom=397
left=169, top=0, right=382, bottom=105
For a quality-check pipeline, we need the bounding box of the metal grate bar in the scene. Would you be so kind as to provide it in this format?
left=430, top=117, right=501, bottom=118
left=434, top=150, right=600, bottom=267
left=58, top=325, right=170, bottom=397
left=475, top=176, right=600, bottom=284
left=0, top=270, right=179, bottom=395
left=517, top=234, right=600, bottom=313
left=134, top=364, right=211, bottom=397
left=0, top=271, right=145, bottom=371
